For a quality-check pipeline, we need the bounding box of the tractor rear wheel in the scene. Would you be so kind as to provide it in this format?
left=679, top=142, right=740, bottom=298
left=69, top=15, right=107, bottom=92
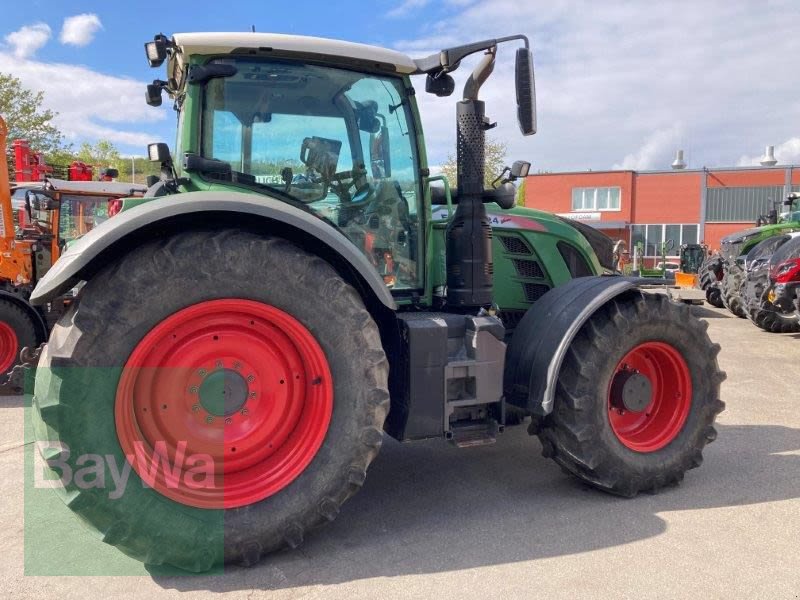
left=0, top=298, right=38, bottom=376
left=535, top=293, right=725, bottom=497
left=32, top=230, right=389, bottom=571
left=743, top=267, right=800, bottom=333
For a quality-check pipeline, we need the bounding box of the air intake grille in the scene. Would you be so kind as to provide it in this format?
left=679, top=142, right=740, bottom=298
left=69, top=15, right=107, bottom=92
left=499, top=235, right=531, bottom=255
left=513, top=259, right=545, bottom=279
left=523, top=283, right=550, bottom=303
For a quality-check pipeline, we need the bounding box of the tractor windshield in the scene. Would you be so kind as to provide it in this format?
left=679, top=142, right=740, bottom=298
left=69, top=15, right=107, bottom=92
left=200, top=58, right=422, bottom=290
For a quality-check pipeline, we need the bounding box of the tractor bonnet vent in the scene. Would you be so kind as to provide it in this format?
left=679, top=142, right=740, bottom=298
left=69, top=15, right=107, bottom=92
left=523, top=283, right=550, bottom=302
left=513, top=259, right=545, bottom=279
left=499, top=235, right=532, bottom=255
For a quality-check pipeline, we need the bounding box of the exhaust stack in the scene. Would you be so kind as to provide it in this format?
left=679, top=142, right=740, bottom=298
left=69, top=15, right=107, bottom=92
left=760, top=145, right=777, bottom=167
left=671, top=149, right=686, bottom=170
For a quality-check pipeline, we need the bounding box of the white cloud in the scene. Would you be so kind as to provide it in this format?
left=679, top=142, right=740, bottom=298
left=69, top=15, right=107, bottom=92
left=387, top=0, right=429, bottom=18
left=393, top=0, right=800, bottom=172
left=613, top=125, right=684, bottom=170
left=59, top=14, right=102, bottom=47
left=738, top=138, right=800, bottom=167
left=4, top=23, right=51, bottom=59
left=0, top=51, right=166, bottom=149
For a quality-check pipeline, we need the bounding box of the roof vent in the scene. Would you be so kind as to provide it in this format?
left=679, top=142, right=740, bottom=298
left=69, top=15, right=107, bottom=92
left=671, top=149, right=686, bottom=170
left=760, top=145, right=777, bottom=167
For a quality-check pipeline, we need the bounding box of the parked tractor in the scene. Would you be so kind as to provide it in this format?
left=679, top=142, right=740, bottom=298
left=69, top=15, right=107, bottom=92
left=30, top=32, right=725, bottom=571
left=703, top=192, right=800, bottom=316
left=0, top=115, right=147, bottom=379
left=741, top=233, right=800, bottom=333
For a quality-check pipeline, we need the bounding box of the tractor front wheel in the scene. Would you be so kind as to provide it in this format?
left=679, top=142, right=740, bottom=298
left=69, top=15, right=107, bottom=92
left=32, top=230, right=389, bottom=571
left=699, top=254, right=724, bottom=308
left=721, top=262, right=747, bottom=318
left=0, top=298, right=38, bottom=376
left=535, top=293, right=725, bottom=497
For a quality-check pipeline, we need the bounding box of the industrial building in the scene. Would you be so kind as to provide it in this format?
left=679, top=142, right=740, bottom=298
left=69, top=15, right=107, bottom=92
left=524, top=147, right=799, bottom=262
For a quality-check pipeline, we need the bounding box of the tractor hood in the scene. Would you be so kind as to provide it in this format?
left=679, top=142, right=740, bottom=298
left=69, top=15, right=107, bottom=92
left=721, top=227, right=761, bottom=245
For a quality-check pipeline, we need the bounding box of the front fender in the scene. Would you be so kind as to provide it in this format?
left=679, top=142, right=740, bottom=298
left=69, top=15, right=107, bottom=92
left=504, top=276, right=639, bottom=416
left=30, top=191, right=396, bottom=310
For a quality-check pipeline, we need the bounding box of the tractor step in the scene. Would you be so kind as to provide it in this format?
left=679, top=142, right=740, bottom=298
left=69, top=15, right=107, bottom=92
left=446, top=420, right=503, bottom=448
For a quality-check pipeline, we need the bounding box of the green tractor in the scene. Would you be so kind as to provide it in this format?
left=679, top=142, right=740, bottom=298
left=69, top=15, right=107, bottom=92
left=700, top=192, right=800, bottom=313
left=29, top=32, right=725, bottom=571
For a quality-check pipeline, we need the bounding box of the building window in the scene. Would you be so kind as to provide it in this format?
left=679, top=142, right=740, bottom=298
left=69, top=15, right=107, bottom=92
left=571, top=186, right=621, bottom=211
left=630, top=224, right=699, bottom=257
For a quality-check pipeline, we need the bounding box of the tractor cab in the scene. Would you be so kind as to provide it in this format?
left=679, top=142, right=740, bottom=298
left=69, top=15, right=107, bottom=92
left=187, top=57, right=423, bottom=289
left=140, top=32, right=536, bottom=304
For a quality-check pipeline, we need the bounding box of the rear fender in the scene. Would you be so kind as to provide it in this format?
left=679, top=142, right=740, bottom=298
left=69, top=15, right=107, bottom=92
left=504, top=276, right=639, bottom=416
left=30, top=191, right=397, bottom=312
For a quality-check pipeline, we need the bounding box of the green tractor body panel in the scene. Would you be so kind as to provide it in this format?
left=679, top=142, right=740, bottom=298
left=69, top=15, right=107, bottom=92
left=431, top=202, right=604, bottom=317
left=721, top=221, right=800, bottom=261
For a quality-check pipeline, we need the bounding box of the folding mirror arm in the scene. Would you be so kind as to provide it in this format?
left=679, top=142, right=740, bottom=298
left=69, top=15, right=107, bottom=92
left=413, top=34, right=529, bottom=75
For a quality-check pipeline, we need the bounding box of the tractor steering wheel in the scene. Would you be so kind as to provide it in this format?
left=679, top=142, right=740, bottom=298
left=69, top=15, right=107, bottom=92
left=330, top=165, right=371, bottom=203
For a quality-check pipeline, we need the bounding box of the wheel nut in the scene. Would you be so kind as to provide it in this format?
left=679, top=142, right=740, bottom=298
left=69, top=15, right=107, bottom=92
left=240, top=408, right=249, bottom=416
left=224, top=417, right=232, bottom=425
left=247, top=375, right=255, bottom=383
left=198, top=369, right=207, bottom=377
left=205, top=415, right=214, bottom=424
left=192, top=403, right=201, bottom=412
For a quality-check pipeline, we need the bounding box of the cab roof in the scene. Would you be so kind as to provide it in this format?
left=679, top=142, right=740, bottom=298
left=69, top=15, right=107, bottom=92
left=171, top=32, right=418, bottom=74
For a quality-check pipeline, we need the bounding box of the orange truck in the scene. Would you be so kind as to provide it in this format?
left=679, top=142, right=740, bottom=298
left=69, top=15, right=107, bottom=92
left=0, top=115, right=146, bottom=376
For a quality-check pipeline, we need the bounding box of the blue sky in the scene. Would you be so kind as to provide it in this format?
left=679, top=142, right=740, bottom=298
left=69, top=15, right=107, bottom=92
left=2, top=1, right=799, bottom=171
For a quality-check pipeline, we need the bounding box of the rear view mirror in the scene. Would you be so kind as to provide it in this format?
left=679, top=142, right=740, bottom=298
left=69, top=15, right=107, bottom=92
left=515, top=48, right=536, bottom=136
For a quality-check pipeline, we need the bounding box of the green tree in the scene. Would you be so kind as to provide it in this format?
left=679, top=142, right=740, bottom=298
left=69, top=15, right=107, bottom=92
left=440, top=138, right=508, bottom=189
left=76, top=139, right=123, bottom=172
left=0, top=73, right=65, bottom=177
left=515, top=178, right=527, bottom=207
left=117, top=155, right=161, bottom=185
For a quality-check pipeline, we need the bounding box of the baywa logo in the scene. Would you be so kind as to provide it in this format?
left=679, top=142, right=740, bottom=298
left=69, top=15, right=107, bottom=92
left=35, top=441, right=217, bottom=500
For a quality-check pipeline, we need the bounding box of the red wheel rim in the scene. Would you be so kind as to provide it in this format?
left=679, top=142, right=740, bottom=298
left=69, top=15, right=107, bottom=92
left=607, top=341, right=692, bottom=453
left=115, top=299, right=333, bottom=509
left=0, top=321, right=18, bottom=373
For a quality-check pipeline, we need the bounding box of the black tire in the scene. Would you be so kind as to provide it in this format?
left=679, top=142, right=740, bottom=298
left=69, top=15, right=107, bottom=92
left=698, top=254, right=724, bottom=308
left=721, top=261, right=747, bottom=318
left=745, top=273, right=800, bottom=333
left=0, top=298, right=38, bottom=376
left=535, top=293, right=725, bottom=497
left=704, top=284, right=724, bottom=309
left=32, top=230, right=389, bottom=571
